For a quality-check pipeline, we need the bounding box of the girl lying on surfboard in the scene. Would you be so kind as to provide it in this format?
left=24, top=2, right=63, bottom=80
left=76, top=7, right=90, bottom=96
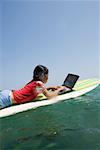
left=0, top=65, right=65, bottom=109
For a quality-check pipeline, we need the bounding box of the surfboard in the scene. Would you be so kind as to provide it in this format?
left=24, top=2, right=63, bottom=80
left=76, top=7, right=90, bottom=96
left=0, top=78, right=99, bottom=118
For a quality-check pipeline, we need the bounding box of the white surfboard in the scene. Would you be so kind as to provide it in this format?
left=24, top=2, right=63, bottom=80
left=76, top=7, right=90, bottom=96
left=0, top=78, right=99, bottom=118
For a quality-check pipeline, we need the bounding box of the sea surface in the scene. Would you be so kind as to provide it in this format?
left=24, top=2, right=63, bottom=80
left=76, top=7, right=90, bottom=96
left=0, top=86, right=100, bottom=150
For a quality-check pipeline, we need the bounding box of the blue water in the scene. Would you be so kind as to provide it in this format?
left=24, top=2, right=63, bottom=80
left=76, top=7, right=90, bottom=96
left=0, top=86, right=100, bottom=150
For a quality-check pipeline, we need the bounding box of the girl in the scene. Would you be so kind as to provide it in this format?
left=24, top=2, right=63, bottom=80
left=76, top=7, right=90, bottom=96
left=0, top=65, right=65, bottom=109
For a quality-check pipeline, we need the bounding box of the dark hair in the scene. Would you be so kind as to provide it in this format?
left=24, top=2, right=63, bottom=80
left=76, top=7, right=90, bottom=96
left=33, top=65, right=49, bottom=81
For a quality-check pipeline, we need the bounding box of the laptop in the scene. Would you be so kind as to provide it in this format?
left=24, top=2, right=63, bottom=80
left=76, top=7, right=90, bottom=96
left=59, top=73, right=79, bottom=95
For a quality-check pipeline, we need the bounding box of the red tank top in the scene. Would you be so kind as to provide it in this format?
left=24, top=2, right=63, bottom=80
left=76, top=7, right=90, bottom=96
left=12, top=81, right=46, bottom=104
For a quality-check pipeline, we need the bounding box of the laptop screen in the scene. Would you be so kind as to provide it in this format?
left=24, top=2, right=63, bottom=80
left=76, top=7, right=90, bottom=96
left=62, top=74, right=79, bottom=89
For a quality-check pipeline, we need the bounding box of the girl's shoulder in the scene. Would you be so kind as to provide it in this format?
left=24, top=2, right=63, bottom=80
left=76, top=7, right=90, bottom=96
left=36, top=81, right=44, bottom=86
left=36, top=81, right=46, bottom=91
left=26, top=80, right=45, bottom=88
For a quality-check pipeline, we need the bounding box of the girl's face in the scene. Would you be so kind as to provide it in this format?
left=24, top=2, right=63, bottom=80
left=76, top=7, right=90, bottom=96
left=43, top=74, right=48, bottom=83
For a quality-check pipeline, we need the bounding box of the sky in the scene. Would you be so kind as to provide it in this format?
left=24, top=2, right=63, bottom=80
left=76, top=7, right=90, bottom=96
left=0, top=0, right=100, bottom=90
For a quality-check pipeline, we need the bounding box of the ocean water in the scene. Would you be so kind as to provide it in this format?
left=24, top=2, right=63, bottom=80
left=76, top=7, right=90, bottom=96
left=0, top=86, right=100, bottom=150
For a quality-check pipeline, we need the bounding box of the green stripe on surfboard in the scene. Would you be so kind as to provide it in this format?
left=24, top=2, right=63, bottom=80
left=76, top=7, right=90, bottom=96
left=74, top=78, right=98, bottom=87
left=74, top=78, right=99, bottom=91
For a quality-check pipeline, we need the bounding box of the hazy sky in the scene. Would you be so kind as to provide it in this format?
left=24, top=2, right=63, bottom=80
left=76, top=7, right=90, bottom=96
left=0, top=0, right=100, bottom=89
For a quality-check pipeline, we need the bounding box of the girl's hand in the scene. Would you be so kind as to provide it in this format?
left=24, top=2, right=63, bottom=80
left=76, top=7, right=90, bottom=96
left=47, top=86, right=58, bottom=91
left=57, top=86, right=65, bottom=91
left=47, top=86, right=65, bottom=91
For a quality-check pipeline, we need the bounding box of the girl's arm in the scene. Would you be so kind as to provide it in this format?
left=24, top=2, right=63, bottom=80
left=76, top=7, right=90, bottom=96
left=36, top=81, right=65, bottom=99
left=43, top=86, right=65, bottom=99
